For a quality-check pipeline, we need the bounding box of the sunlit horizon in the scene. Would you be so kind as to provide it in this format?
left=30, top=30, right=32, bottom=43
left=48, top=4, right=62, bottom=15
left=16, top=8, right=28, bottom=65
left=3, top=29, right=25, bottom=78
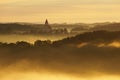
left=0, top=0, right=120, bottom=23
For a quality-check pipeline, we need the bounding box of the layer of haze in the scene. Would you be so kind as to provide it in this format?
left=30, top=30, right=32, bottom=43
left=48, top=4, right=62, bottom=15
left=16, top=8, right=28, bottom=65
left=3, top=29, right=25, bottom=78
left=0, top=41, right=120, bottom=80
left=0, top=0, right=120, bottom=23
left=0, top=34, right=68, bottom=43
left=0, top=31, right=120, bottom=80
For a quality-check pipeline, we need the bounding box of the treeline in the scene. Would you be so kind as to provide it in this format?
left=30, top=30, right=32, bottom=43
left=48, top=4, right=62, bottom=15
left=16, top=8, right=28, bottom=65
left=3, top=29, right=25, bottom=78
left=0, top=40, right=52, bottom=48
left=53, top=30, right=120, bottom=46
left=91, top=23, right=120, bottom=31
left=0, top=23, right=88, bottom=35
left=0, top=23, right=32, bottom=34
left=0, top=30, right=120, bottom=48
left=0, top=23, right=44, bottom=34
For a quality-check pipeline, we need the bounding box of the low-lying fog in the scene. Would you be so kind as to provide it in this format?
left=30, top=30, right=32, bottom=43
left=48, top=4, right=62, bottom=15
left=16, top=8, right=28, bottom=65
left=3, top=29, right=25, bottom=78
left=0, top=31, right=120, bottom=80
left=0, top=41, right=120, bottom=80
left=0, top=34, right=70, bottom=43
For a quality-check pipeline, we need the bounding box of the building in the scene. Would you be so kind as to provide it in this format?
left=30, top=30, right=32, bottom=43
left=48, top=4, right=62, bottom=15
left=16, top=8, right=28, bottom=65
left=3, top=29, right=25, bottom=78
left=42, top=19, right=52, bottom=33
left=39, top=19, right=68, bottom=34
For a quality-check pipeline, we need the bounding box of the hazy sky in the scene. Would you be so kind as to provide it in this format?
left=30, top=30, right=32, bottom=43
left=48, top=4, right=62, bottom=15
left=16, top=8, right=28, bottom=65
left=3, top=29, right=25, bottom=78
left=0, top=0, right=120, bottom=23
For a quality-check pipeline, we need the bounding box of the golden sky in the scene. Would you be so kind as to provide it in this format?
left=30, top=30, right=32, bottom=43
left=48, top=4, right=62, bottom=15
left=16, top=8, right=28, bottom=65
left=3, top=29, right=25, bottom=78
left=0, top=0, right=120, bottom=23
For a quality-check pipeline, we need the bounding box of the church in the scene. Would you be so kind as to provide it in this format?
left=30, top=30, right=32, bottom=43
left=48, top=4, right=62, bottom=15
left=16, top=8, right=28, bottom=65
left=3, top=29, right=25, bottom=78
left=42, top=19, right=52, bottom=33
left=39, top=19, right=68, bottom=34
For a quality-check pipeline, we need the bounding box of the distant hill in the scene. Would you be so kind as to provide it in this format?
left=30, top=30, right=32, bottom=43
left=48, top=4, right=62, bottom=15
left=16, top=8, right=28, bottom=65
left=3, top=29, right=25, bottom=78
left=53, top=30, right=120, bottom=46
left=0, top=23, right=89, bottom=35
left=90, top=23, right=120, bottom=31
left=70, top=25, right=89, bottom=34
left=0, top=23, right=35, bottom=34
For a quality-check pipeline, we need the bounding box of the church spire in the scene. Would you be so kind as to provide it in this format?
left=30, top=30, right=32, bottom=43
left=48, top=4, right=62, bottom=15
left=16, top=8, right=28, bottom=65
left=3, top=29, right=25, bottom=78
left=45, top=19, right=49, bottom=25
left=44, top=19, right=52, bottom=32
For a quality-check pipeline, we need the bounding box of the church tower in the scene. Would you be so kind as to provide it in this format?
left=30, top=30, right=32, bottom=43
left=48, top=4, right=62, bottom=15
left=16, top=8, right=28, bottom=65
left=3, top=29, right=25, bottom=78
left=45, top=19, right=49, bottom=26
left=43, top=19, right=52, bottom=32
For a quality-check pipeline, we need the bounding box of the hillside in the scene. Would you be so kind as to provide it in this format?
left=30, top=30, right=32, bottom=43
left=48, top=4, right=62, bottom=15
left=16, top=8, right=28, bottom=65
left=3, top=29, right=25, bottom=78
left=90, top=23, right=120, bottom=31
left=53, top=30, right=120, bottom=46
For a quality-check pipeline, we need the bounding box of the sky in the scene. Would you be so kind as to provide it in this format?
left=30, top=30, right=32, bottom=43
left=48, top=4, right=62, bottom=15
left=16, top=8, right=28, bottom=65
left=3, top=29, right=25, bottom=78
left=0, top=0, right=120, bottom=23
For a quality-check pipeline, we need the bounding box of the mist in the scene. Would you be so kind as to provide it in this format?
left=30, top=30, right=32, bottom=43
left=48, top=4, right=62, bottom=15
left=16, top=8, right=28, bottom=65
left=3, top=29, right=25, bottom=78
left=0, top=31, right=120, bottom=80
